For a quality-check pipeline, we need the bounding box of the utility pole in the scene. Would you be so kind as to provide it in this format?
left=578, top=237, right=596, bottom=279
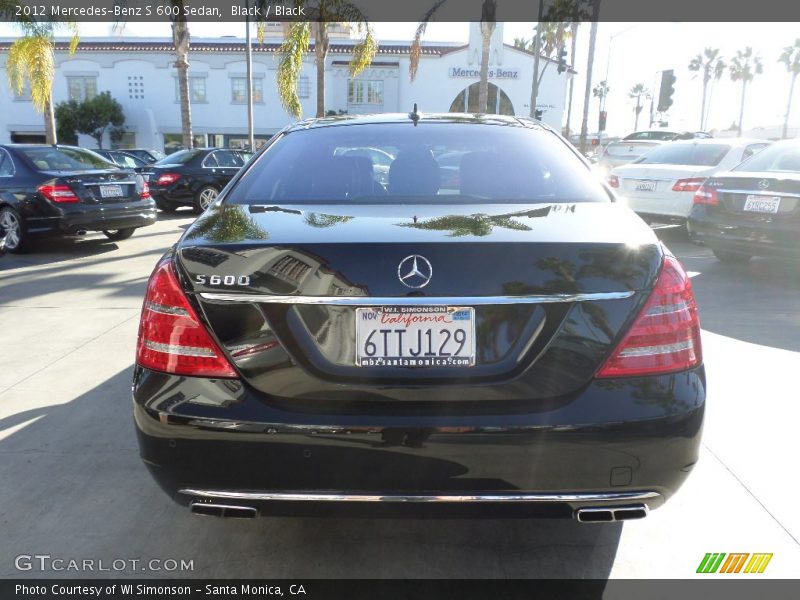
left=245, top=3, right=255, bottom=152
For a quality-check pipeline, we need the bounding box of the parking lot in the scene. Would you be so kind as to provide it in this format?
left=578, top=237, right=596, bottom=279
left=1, top=214, right=798, bottom=579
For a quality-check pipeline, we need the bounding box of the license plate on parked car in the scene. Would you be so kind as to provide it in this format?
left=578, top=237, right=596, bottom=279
left=355, top=306, right=476, bottom=367
left=635, top=181, right=656, bottom=192
left=743, top=195, right=780, bottom=213
left=99, top=184, right=124, bottom=198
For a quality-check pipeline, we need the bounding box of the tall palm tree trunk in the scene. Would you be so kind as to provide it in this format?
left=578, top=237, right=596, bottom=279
left=783, top=72, right=797, bottom=139
left=44, top=97, right=56, bottom=144
left=579, top=19, right=599, bottom=155
left=478, top=22, right=495, bottom=113
left=737, top=80, right=747, bottom=136
left=315, top=25, right=328, bottom=118
left=564, top=23, right=578, bottom=136
left=700, top=78, right=709, bottom=130
left=172, top=15, right=192, bottom=149
left=634, top=97, right=641, bottom=131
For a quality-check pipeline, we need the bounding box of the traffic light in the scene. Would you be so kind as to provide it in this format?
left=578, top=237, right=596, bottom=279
left=557, top=46, right=568, bottom=74
left=657, top=70, right=676, bottom=112
left=599, top=111, right=608, bottom=132
left=534, top=109, right=543, bottom=120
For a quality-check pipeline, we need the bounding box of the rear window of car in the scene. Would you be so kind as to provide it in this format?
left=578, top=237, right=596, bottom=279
left=634, top=143, right=731, bottom=166
left=226, top=123, right=610, bottom=205
left=155, top=149, right=203, bottom=165
left=734, top=142, right=800, bottom=172
left=20, top=147, right=116, bottom=170
left=623, top=131, right=676, bottom=141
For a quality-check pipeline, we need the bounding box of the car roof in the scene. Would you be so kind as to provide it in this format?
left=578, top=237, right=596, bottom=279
left=661, top=137, right=768, bottom=146
left=285, top=112, right=549, bottom=133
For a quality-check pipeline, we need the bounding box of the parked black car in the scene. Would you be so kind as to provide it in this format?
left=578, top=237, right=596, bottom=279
left=688, top=138, right=800, bottom=262
left=94, top=149, right=148, bottom=169
left=133, top=114, right=705, bottom=522
left=0, top=144, right=156, bottom=252
left=144, top=148, right=250, bottom=214
left=125, top=148, right=165, bottom=164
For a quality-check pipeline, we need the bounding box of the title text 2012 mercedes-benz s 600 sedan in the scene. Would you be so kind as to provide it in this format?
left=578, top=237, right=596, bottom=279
left=133, top=114, right=705, bottom=523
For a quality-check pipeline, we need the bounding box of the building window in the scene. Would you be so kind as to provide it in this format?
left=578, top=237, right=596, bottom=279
left=67, top=76, right=97, bottom=102
left=175, top=77, right=207, bottom=103
left=127, top=75, right=144, bottom=100
left=298, top=76, right=310, bottom=99
left=231, top=77, right=263, bottom=103
left=347, top=80, right=383, bottom=105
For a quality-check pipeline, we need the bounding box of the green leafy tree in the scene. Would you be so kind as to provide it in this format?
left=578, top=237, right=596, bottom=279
left=688, top=48, right=725, bottom=130
left=628, top=83, right=650, bottom=131
left=5, top=20, right=79, bottom=144
left=55, top=92, right=125, bottom=149
left=275, top=2, right=377, bottom=119
left=779, top=39, right=800, bottom=139
left=729, top=47, right=763, bottom=136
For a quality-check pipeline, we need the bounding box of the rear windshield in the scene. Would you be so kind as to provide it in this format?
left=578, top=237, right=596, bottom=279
left=734, top=142, right=800, bottom=172
left=623, top=131, right=677, bottom=141
left=634, top=143, right=731, bottom=166
left=226, top=122, right=609, bottom=205
left=155, top=149, right=203, bottom=165
left=21, top=147, right=116, bottom=171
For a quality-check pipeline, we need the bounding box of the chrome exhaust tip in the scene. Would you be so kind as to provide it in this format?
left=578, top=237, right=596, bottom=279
left=190, top=502, right=259, bottom=519
left=75, top=230, right=88, bottom=236
left=575, top=504, right=648, bottom=523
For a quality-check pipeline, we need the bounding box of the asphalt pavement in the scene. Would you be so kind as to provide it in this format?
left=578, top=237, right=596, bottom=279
left=0, top=215, right=798, bottom=579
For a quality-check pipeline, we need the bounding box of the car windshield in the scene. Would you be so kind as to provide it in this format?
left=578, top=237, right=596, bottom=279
left=623, top=131, right=677, bottom=141
left=634, top=143, right=731, bottom=166
left=227, top=122, right=609, bottom=205
left=20, top=147, right=117, bottom=171
left=734, top=142, right=800, bottom=172
left=155, top=149, right=203, bottom=165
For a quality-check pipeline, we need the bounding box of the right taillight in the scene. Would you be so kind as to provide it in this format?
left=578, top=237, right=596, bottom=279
left=693, top=185, right=719, bottom=205
left=155, top=172, right=181, bottom=186
left=607, top=174, right=620, bottom=188
left=596, top=254, right=702, bottom=378
left=136, top=257, right=237, bottom=378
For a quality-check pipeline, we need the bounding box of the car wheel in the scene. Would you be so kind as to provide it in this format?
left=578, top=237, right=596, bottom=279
left=102, top=228, right=136, bottom=241
left=155, top=198, right=179, bottom=213
left=194, top=186, right=219, bottom=213
left=0, top=206, right=27, bottom=253
left=712, top=248, right=752, bottom=263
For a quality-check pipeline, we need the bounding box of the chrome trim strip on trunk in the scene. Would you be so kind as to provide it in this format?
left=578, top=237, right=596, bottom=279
left=718, top=189, right=800, bottom=198
left=179, top=489, right=660, bottom=503
left=198, top=291, right=636, bottom=306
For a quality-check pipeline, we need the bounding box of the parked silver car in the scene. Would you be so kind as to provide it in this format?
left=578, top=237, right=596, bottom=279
left=598, top=130, right=712, bottom=173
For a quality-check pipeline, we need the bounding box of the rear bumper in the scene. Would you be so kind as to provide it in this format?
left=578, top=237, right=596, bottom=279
left=688, top=206, right=800, bottom=257
left=133, top=365, right=705, bottom=516
left=27, top=200, right=157, bottom=235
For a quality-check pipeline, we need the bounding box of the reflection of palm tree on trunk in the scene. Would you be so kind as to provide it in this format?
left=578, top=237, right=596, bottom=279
left=187, top=207, right=269, bottom=242
left=398, top=214, right=532, bottom=237
left=303, top=213, right=354, bottom=228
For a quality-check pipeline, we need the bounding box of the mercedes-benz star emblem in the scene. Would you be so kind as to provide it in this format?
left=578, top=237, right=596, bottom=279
left=397, top=255, right=433, bottom=289
left=758, top=179, right=770, bottom=190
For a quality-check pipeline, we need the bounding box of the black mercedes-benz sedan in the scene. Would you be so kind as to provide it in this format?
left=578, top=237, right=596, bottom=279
left=133, top=114, right=705, bottom=522
left=144, top=148, right=250, bottom=214
left=0, top=144, right=156, bottom=252
left=688, top=139, right=800, bottom=262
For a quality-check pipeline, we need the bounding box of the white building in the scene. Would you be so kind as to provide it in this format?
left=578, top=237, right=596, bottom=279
left=0, top=23, right=573, bottom=151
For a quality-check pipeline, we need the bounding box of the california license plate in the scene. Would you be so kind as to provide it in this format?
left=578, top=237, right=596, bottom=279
left=355, top=306, right=476, bottom=367
left=635, top=180, right=656, bottom=192
left=744, top=195, right=780, bottom=213
left=99, top=184, right=124, bottom=198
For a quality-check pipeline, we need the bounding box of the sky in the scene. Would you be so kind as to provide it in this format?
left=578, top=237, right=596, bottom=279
left=2, top=21, right=799, bottom=137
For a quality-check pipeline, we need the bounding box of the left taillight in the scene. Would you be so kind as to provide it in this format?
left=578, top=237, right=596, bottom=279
left=596, top=253, right=702, bottom=378
left=140, top=181, right=151, bottom=200
left=607, top=174, right=620, bottom=188
left=136, top=257, right=237, bottom=378
left=38, top=184, right=79, bottom=203
left=672, top=177, right=706, bottom=193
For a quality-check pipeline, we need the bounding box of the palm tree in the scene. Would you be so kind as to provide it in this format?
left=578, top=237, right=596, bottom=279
left=276, top=3, right=376, bottom=119
left=5, top=22, right=79, bottom=144
left=564, top=22, right=580, bottom=137
left=410, top=1, right=496, bottom=114
left=729, top=47, right=763, bottom=136
left=579, top=1, right=602, bottom=154
left=169, top=0, right=193, bottom=149
left=628, top=83, right=650, bottom=131
left=779, top=39, right=800, bottom=139
left=513, top=37, right=532, bottom=52
left=688, top=48, right=725, bottom=130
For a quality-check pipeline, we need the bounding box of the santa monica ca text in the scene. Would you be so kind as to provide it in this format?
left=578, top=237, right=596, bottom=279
left=16, top=584, right=307, bottom=596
